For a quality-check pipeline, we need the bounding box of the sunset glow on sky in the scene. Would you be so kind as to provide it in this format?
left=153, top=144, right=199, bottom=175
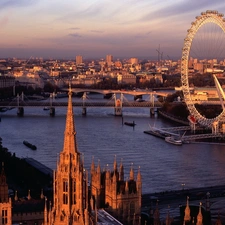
left=0, top=0, right=225, bottom=59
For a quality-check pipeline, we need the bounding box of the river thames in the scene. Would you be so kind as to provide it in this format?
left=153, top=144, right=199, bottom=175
left=1, top=96, right=225, bottom=196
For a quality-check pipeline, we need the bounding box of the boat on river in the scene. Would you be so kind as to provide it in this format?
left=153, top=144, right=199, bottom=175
left=23, top=140, right=37, bottom=150
left=165, top=136, right=182, bottom=146
left=124, top=121, right=136, bottom=127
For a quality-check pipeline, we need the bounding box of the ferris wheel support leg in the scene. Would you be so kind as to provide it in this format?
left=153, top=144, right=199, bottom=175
left=190, top=123, right=196, bottom=134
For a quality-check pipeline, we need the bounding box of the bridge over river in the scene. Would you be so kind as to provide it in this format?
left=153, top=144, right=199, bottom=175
left=0, top=99, right=162, bottom=108
left=0, top=91, right=163, bottom=116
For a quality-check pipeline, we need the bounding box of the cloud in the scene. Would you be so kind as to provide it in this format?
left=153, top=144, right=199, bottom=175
left=69, top=27, right=81, bottom=30
left=90, top=30, right=104, bottom=33
left=17, top=44, right=27, bottom=47
left=146, top=31, right=152, bottom=35
left=0, top=15, right=9, bottom=27
left=0, top=0, right=38, bottom=11
left=140, top=0, right=225, bottom=23
left=68, top=33, right=82, bottom=38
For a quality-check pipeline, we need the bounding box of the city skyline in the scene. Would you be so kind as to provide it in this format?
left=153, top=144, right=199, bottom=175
left=0, top=0, right=225, bottom=60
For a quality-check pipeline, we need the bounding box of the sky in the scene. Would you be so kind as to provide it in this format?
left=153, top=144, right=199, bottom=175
left=0, top=0, right=225, bottom=60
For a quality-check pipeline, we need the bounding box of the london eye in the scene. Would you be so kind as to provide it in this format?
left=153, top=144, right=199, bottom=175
left=181, top=10, right=225, bottom=133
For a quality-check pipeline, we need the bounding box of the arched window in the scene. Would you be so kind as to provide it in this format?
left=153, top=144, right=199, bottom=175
left=63, top=180, right=68, bottom=204
left=72, top=179, right=76, bottom=204
left=63, top=193, right=68, bottom=204
left=2, top=209, right=8, bottom=225
left=63, top=180, right=68, bottom=192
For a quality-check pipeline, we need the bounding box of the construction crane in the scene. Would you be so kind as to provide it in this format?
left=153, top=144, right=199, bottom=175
left=156, top=44, right=163, bottom=72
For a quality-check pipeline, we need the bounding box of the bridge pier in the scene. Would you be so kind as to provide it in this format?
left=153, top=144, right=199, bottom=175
left=114, top=107, right=122, bottom=116
left=17, top=107, right=24, bottom=116
left=82, top=92, right=87, bottom=116
left=50, top=107, right=55, bottom=117
left=114, top=95, right=123, bottom=116
left=150, top=108, right=155, bottom=117
left=82, top=107, right=87, bottom=116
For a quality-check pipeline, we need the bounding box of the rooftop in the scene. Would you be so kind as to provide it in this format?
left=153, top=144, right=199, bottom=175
left=97, top=209, right=123, bottom=225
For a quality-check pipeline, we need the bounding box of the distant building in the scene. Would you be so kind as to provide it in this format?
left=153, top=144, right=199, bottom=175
left=194, top=63, right=204, bottom=73
left=114, top=60, right=123, bottom=69
left=0, top=76, right=15, bottom=88
left=129, top=58, right=138, bottom=65
left=117, top=73, right=136, bottom=85
left=137, top=72, right=163, bottom=84
left=76, top=55, right=83, bottom=65
left=106, top=55, right=113, bottom=67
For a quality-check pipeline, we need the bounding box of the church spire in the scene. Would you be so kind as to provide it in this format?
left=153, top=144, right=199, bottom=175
left=97, top=160, right=101, bottom=174
left=196, top=202, right=203, bottom=225
left=165, top=205, right=172, bottom=225
left=184, top=196, right=191, bottom=222
left=62, top=84, right=78, bottom=154
left=0, top=162, right=9, bottom=203
left=113, top=155, right=117, bottom=171
left=91, top=156, right=95, bottom=174
left=153, top=200, right=161, bottom=225
left=44, top=197, right=48, bottom=225
left=0, top=162, right=6, bottom=184
left=119, top=158, right=124, bottom=181
left=129, top=163, right=134, bottom=180
left=51, top=83, right=90, bottom=225
left=215, top=212, right=222, bottom=225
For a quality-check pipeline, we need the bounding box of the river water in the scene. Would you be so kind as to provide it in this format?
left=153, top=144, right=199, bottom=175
left=1, top=95, right=225, bottom=195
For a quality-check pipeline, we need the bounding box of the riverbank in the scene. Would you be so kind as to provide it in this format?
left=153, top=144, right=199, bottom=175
left=158, top=110, right=189, bottom=125
left=0, top=141, right=52, bottom=199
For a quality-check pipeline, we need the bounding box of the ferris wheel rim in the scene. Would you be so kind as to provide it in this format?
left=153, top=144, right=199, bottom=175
left=181, top=10, right=225, bottom=127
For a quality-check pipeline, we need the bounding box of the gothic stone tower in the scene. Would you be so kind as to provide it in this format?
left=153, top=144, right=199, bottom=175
left=46, top=87, right=90, bottom=225
left=0, top=163, right=12, bottom=225
left=91, top=158, right=142, bottom=225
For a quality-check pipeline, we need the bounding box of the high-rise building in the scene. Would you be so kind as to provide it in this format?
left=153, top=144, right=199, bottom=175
left=129, top=58, right=138, bottom=65
left=76, top=55, right=83, bottom=65
left=106, top=55, right=113, bottom=66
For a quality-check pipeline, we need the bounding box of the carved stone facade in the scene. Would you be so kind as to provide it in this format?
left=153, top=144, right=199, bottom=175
left=0, top=163, right=12, bottom=225
left=91, top=158, right=142, bottom=225
left=44, top=87, right=91, bottom=225
left=0, top=86, right=142, bottom=225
